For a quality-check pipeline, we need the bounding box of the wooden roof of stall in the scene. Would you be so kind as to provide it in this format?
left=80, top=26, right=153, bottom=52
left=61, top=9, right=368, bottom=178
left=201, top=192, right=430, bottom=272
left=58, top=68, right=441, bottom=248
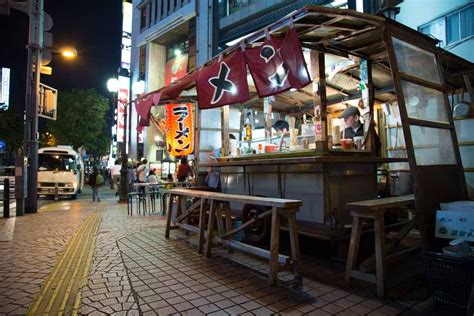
left=147, top=5, right=474, bottom=108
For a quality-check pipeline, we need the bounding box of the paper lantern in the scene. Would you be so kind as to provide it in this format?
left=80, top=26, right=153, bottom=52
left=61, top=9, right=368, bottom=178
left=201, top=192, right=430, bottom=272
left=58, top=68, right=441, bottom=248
left=165, top=103, right=194, bottom=156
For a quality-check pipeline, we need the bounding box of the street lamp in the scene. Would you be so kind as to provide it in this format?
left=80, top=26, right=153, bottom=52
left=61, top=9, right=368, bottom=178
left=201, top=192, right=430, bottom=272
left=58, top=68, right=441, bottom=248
left=107, top=73, right=128, bottom=203
left=59, top=47, right=78, bottom=59
left=107, top=78, right=119, bottom=93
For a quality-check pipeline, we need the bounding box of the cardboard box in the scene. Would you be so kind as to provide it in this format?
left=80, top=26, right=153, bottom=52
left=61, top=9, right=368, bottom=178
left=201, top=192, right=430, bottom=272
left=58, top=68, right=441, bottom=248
left=435, top=210, right=474, bottom=241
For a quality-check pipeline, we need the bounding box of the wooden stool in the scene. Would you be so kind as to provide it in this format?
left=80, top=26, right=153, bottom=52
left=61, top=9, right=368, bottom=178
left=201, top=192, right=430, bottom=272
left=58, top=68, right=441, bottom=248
left=345, top=210, right=387, bottom=297
left=344, top=195, right=415, bottom=297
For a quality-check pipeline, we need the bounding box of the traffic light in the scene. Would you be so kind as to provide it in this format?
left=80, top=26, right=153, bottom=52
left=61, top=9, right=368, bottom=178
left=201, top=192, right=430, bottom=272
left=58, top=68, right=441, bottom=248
left=41, top=12, right=54, bottom=67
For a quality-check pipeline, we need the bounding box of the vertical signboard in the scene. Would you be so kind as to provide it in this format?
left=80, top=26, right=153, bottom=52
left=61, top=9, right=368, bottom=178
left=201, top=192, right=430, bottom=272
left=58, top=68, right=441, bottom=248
left=117, top=75, right=130, bottom=143
left=121, top=2, right=132, bottom=71
left=165, top=103, right=194, bottom=156
left=0, top=67, right=10, bottom=111
left=112, top=1, right=133, bottom=155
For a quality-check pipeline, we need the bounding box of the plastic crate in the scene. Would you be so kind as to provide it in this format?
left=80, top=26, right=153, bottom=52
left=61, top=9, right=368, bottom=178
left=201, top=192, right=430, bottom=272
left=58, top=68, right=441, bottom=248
left=423, top=251, right=474, bottom=309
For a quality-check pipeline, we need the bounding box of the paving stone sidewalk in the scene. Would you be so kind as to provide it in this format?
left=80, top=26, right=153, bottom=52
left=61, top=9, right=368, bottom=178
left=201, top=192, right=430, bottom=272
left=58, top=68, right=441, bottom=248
left=0, top=195, right=460, bottom=315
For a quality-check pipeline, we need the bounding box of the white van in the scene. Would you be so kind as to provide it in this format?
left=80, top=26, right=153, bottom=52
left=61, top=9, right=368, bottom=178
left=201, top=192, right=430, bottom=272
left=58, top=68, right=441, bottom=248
left=38, top=146, right=84, bottom=199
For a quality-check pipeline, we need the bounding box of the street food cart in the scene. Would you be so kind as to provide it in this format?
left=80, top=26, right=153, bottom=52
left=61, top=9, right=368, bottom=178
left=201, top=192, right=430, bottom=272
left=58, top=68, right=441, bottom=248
left=137, top=6, right=473, bottom=251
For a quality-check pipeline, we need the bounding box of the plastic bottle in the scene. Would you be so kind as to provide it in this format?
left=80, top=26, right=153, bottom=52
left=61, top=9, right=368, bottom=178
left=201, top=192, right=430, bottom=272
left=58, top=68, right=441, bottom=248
left=244, top=115, right=252, bottom=141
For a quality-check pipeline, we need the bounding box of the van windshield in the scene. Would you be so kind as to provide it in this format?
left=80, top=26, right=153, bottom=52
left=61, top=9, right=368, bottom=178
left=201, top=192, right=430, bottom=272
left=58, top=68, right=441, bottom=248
left=39, top=154, right=76, bottom=171
left=0, top=167, right=15, bottom=177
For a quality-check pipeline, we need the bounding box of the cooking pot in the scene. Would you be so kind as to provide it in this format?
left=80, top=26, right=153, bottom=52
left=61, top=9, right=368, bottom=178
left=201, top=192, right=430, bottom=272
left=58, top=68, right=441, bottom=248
left=389, top=171, right=413, bottom=196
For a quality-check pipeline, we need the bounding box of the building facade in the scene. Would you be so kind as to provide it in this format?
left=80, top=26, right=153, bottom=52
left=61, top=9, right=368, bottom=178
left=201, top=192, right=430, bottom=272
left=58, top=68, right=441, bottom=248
left=128, top=0, right=218, bottom=165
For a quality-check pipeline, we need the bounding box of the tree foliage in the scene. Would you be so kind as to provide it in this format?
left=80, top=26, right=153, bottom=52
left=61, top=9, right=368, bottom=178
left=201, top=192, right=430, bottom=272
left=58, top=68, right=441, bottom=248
left=47, top=89, right=110, bottom=157
left=0, top=109, right=23, bottom=155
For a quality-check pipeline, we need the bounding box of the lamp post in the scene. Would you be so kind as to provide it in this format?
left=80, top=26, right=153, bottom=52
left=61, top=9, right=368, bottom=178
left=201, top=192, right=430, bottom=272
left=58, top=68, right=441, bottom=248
left=23, top=0, right=77, bottom=213
left=23, top=0, right=43, bottom=214
left=107, top=75, right=128, bottom=203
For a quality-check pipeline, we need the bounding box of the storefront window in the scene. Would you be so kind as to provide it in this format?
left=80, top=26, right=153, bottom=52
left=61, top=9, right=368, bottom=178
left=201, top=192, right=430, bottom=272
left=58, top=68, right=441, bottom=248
left=218, top=0, right=253, bottom=17
left=139, top=46, right=146, bottom=81
left=392, top=37, right=441, bottom=85
left=140, top=6, right=147, bottom=30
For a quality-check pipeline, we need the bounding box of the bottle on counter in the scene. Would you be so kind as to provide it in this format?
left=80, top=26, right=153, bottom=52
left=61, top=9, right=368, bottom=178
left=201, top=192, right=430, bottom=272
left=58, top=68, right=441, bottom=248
left=244, top=114, right=252, bottom=141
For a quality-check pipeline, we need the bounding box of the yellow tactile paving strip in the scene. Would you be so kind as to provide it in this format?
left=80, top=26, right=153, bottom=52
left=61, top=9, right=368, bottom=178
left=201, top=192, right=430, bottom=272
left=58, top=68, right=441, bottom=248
left=27, top=209, right=102, bottom=316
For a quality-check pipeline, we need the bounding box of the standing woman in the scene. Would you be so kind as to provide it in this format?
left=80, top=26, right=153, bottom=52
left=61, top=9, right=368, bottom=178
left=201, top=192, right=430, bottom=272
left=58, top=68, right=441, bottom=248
left=176, top=157, right=193, bottom=182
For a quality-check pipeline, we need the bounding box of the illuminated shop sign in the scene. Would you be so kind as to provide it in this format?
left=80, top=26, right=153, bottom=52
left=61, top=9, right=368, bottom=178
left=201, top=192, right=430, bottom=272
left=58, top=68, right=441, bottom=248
left=121, top=2, right=132, bottom=70
left=117, top=75, right=130, bottom=143
left=0, top=67, right=10, bottom=110
left=165, top=103, right=194, bottom=156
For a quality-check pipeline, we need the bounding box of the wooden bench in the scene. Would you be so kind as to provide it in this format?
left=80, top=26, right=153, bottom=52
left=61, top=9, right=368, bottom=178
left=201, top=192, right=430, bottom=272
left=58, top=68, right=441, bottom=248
left=344, top=194, right=416, bottom=297
left=164, top=188, right=303, bottom=285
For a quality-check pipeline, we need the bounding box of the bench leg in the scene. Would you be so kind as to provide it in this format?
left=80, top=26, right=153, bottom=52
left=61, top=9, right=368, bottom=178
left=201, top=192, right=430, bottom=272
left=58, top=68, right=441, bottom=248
left=215, top=202, right=225, bottom=238
left=345, top=216, right=362, bottom=284
left=269, top=206, right=281, bottom=286
left=223, top=202, right=234, bottom=253
left=374, top=215, right=387, bottom=297
left=143, top=195, right=147, bottom=215
left=198, top=198, right=207, bottom=254
left=137, top=195, right=141, bottom=215
left=161, top=193, right=166, bottom=216
left=165, top=193, right=174, bottom=238
left=205, top=200, right=217, bottom=258
left=179, top=196, right=190, bottom=236
left=287, top=210, right=301, bottom=281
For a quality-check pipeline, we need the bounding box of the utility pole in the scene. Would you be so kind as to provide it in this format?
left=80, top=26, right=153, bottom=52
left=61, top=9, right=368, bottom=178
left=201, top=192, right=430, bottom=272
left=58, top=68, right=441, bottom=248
left=24, top=0, right=43, bottom=213
left=119, top=97, right=128, bottom=203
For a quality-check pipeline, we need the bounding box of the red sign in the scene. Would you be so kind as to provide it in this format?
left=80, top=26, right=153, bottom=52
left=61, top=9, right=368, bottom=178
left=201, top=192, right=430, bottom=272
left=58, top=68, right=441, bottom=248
left=245, top=37, right=291, bottom=97
left=197, top=49, right=250, bottom=109
left=279, top=27, right=311, bottom=89
left=165, top=54, right=188, bottom=85
left=117, top=84, right=129, bottom=142
left=165, top=103, right=194, bottom=156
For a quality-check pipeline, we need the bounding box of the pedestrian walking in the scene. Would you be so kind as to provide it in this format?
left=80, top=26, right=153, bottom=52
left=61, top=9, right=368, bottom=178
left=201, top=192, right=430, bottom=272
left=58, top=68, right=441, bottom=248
left=88, top=167, right=105, bottom=202
left=111, top=160, right=121, bottom=196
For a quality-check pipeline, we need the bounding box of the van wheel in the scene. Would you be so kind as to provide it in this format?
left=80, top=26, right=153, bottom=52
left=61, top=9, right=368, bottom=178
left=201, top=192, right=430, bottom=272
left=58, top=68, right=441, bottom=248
left=242, top=204, right=271, bottom=245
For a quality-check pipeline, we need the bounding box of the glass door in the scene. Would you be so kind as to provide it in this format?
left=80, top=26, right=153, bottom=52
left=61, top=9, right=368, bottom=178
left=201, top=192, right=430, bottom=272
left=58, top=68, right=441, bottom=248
left=385, top=30, right=467, bottom=251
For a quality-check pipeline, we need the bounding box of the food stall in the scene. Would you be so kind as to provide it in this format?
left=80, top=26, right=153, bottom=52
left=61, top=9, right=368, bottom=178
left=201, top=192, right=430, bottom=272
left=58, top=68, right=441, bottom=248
left=136, top=6, right=473, bottom=251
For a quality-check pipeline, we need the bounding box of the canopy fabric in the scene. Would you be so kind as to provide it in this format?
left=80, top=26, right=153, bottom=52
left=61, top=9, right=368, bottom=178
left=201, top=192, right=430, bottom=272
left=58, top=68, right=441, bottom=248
left=135, top=26, right=311, bottom=129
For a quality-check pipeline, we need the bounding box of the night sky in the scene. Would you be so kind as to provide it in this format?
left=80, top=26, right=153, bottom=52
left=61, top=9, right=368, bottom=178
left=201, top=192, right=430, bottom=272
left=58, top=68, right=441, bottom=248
left=1, top=0, right=122, bottom=115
